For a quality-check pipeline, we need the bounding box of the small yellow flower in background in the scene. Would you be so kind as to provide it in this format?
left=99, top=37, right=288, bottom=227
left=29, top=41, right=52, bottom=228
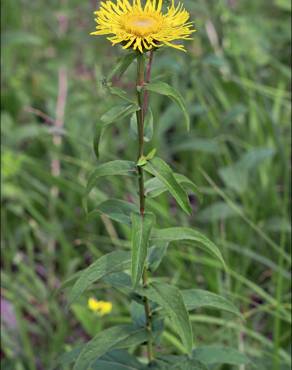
left=91, top=0, right=196, bottom=53
left=88, top=298, right=113, bottom=316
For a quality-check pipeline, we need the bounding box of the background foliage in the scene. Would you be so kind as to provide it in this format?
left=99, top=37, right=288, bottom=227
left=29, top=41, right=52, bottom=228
left=1, top=0, right=291, bottom=369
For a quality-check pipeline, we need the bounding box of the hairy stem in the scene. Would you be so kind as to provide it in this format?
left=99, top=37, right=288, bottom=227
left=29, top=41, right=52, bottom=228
left=136, top=52, right=154, bottom=363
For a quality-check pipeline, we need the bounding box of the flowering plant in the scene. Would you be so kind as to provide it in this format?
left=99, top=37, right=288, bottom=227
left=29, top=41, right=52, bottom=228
left=58, top=1, right=246, bottom=369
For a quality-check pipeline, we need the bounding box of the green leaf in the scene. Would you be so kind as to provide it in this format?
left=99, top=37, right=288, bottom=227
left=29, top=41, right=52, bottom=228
left=87, top=199, right=138, bottom=225
left=107, top=52, right=137, bottom=81
left=94, top=104, right=139, bottom=159
left=86, top=161, right=136, bottom=195
left=131, top=212, right=155, bottom=288
left=145, top=172, right=201, bottom=200
left=218, top=164, right=248, bottom=194
left=264, top=217, right=291, bottom=233
left=130, top=301, right=164, bottom=341
left=197, top=201, right=240, bottom=223
left=137, top=156, right=148, bottom=167
left=68, top=251, right=131, bottom=306
left=170, top=137, right=221, bottom=154
left=101, top=104, right=139, bottom=124
left=55, top=271, right=82, bottom=296
left=170, top=359, right=208, bottom=370
left=108, top=87, right=135, bottom=103
left=130, top=300, right=147, bottom=327
left=144, top=108, right=154, bottom=142
left=151, top=357, right=208, bottom=370
left=102, top=272, right=132, bottom=294
left=218, top=147, right=275, bottom=194
left=181, top=289, right=241, bottom=317
left=92, top=350, right=145, bottom=370
left=151, top=227, right=225, bottom=268
left=54, top=345, right=83, bottom=369
left=144, top=157, right=192, bottom=215
left=130, top=108, right=154, bottom=142
left=145, top=148, right=156, bottom=160
left=54, top=347, right=146, bottom=370
left=93, top=123, right=104, bottom=159
left=137, top=149, right=157, bottom=167
left=193, top=346, right=250, bottom=365
left=73, top=325, right=148, bottom=370
left=147, top=241, right=169, bottom=272
left=71, top=304, right=101, bottom=337
left=238, top=147, right=275, bottom=170
left=145, top=81, right=190, bottom=131
left=144, top=282, right=193, bottom=355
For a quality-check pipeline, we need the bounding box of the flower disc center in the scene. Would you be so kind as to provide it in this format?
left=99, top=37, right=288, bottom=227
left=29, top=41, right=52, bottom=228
left=132, top=17, right=155, bottom=27
left=124, top=15, right=160, bottom=36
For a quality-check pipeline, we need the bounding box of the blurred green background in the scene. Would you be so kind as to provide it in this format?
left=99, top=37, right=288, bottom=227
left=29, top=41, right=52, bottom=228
left=1, top=0, right=291, bottom=369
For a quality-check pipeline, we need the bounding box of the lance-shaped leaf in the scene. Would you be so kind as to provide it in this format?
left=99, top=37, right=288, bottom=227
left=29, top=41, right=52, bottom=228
left=170, top=359, right=208, bottom=370
left=94, top=104, right=139, bottom=158
left=54, top=345, right=83, bottom=369
left=152, top=357, right=208, bottom=370
left=144, top=157, right=192, bottom=215
left=102, top=272, right=132, bottom=293
left=145, top=81, right=190, bottom=131
left=147, top=241, right=169, bottom=272
left=108, top=86, right=136, bottom=103
left=145, top=172, right=201, bottom=201
left=55, top=347, right=144, bottom=370
left=181, top=289, right=241, bottom=317
left=68, top=251, right=131, bottom=306
left=92, top=350, right=145, bottom=370
left=87, top=199, right=138, bottom=225
left=131, top=212, right=155, bottom=288
left=74, top=325, right=148, bottom=370
left=100, top=104, right=139, bottom=124
left=86, top=160, right=136, bottom=195
left=107, top=51, right=137, bottom=81
left=193, top=346, right=250, bottom=366
left=143, top=282, right=193, bottom=355
left=151, top=227, right=225, bottom=268
left=54, top=270, right=82, bottom=297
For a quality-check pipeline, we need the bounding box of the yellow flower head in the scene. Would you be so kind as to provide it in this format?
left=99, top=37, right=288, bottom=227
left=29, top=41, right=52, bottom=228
left=91, top=0, right=196, bottom=52
left=88, top=298, right=113, bottom=316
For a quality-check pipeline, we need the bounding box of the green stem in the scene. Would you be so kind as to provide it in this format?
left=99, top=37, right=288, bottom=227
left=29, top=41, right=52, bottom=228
left=136, top=52, right=154, bottom=364
left=136, top=54, right=145, bottom=215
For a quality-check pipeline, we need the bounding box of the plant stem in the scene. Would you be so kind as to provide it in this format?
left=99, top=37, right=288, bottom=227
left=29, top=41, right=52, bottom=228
left=136, top=54, right=145, bottom=215
left=143, top=50, right=154, bottom=115
left=136, top=52, right=154, bottom=364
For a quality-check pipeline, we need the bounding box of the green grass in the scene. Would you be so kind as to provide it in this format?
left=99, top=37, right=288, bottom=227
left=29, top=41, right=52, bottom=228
left=1, top=0, right=291, bottom=369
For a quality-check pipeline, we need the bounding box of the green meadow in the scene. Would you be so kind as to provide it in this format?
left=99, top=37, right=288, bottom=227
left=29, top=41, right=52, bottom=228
left=1, top=0, right=291, bottom=369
